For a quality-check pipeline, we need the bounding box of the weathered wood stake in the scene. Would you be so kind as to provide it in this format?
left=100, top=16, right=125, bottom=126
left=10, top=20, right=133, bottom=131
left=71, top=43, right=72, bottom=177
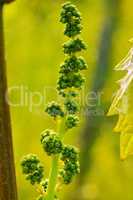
left=0, top=0, right=18, bottom=199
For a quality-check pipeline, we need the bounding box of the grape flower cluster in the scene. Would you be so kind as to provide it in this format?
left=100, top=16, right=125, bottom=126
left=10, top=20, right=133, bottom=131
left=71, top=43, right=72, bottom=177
left=21, top=154, right=44, bottom=185
left=21, top=2, right=87, bottom=200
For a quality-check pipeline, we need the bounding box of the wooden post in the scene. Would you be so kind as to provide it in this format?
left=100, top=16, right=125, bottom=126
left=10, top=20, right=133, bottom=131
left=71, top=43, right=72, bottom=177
left=0, top=1, right=18, bottom=200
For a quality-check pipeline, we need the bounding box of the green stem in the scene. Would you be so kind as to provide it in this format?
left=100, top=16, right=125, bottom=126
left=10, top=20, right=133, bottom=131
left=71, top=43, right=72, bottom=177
left=46, top=118, right=66, bottom=200
left=46, top=155, right=60, bottom=200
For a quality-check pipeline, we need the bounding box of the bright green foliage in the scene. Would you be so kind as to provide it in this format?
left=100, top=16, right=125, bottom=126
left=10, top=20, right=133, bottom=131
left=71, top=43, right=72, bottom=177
left=108, top=44, right=133, bottom=160
left=21, top=2, right=87, bottom=200
left=21, top=154, right=44, bottom=185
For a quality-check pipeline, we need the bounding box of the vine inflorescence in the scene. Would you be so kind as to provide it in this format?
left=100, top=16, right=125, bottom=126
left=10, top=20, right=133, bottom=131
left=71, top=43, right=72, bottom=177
left=21, top=2, right=87, bottom=200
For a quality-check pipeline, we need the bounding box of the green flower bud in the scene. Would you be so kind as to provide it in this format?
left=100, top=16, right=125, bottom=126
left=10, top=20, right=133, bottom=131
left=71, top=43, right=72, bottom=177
left=64, top=99, right=79, bottom=114
left=61, top=145, right=79, bottom=162
left=40, top=129, right=53, bottom=143
left=72, top=73, right=85, bottom=88
left=41, top=132, right=63, bottom=156
left=64, top=22, right=82, bottom=37
left=21, top=154, right=40, bottom=174
left=58, top=73, right=85, bottom=90
left=65, top=115, right=79, bottom=129
left=26, top=164, right=44, bottom=185
left=60, top=2, right=81, bottom=25
left=59, top=158, right=80, bottom=184
left=64, top=160, right=80, bottom=175
left=41, top=179, right=49, bottom=192
left=21, top=154, right=44, bottom=185
left=45, top=101, right=64, bottom=118
left=63, top=38, right=87, bottom=54
left=78, top=56, right=88, bottom=70
left=59, top=169, right=73, bottom=184
left=59, top=56, right=87, bottom=74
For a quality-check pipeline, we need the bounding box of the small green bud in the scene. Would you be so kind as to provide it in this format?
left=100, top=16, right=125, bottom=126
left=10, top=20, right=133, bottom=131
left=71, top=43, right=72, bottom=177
left=59, top=56, right=87, bottom=74
left=45, top=101, right=64, bottom=118
left=64, top=99, right=79, bottom=114
left=41, top=179, right=49, bottom=192
left=58, top=73, right=85, bottom=90
left=78, top=57, right=88, bottom=70
left=64, top=160, right=80, bottom=175
left=65, top=115, right=79, bottom=129
left=26, top=164, right=44, bottom=185
left=57, top=75, right=70, bottom=90
left=63, top=38, right=87, bottom=54
left=72, top=73, right=85, bottom=88
left=21, top=154, right=44, bottom=185
left=61, top=145, right=79, bottom=162
left=64, top=22, right=82, bottom=37
left=59, top=169, right=73, bottom=184
left=41, top=132, right=63, bottom=156
left=59, top=159, right=80, bottom=184
left=41, top=129, right=52, bottom=144
left=21, top=154, right=40, bottom=174
left=60, top=2, right=81, bottom=25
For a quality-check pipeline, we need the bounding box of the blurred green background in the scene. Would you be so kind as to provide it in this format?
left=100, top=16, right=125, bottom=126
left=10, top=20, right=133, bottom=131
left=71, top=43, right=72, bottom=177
left=3, top=0, right=133, bottom=199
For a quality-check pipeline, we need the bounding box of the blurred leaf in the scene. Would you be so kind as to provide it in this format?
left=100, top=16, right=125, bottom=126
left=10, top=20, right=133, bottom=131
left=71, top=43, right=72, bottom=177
left=108, top=46, right=133, bottom=160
